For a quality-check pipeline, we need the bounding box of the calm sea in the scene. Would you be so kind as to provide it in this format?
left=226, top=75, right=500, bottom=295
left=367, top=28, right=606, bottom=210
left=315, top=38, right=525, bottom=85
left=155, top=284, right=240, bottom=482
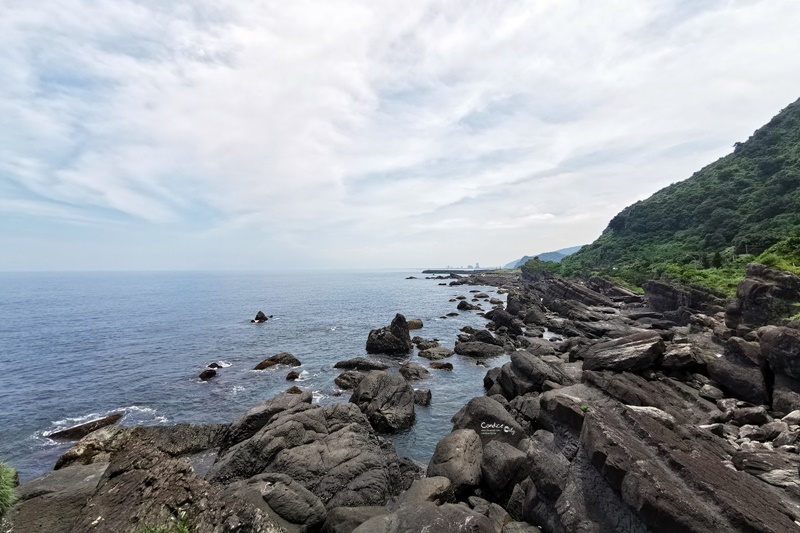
left=0, top=270, right=508, bottom=481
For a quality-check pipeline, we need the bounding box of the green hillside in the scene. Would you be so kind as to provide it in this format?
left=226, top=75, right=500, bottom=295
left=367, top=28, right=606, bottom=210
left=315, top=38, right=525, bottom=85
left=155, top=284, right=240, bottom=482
left=549, top=97, right=800, bottom=293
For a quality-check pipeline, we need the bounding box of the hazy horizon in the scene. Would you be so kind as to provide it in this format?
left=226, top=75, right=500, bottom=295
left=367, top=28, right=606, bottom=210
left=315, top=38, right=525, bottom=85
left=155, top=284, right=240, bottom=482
left=3, top=1, right=800, bottom=271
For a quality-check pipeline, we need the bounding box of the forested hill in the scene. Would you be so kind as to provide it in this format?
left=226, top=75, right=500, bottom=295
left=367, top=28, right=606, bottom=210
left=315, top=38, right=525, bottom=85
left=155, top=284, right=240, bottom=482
left=558, top=97, right=800, bottom=289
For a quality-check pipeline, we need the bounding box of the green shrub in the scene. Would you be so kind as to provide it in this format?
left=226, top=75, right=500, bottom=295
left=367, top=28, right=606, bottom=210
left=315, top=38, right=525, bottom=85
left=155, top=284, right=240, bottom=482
left=0, top=462, right=17, bottom=521
left=140, top=511, right=194, bottom=533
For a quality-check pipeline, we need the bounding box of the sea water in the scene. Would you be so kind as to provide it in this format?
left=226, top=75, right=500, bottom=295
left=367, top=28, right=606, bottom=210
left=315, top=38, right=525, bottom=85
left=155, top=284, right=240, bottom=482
left=0, top=270, right=508, bottom=481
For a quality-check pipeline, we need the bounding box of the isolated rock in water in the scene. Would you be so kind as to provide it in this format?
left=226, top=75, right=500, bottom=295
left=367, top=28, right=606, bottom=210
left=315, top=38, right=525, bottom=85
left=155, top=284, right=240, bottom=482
left=407, top=319, right=424, bottom=330
left=48, top=413, right=124, bottom=441
left=760, top=326, right=800, bottom=379
left=454, top=341, right=505, bottom=358
left=285, top=385, right=303, bottom=394
left=252, top=310, right=269, bottom=323
left=366, top=314, right=413, bottom=354
left=457, top=300, right=480, bottom=311
left=254, top=352, right=301, bottom=370
left=581, top=331, right=665, bottom=371
left=400, top=362, right=431, bottom=381
left=207, top=362, right=221, bottom=369
left=430, top=361, right=453, bottom=371
left=334, top=357, right=390, bottom=371
left=349, top=371, right=415, bottom=432
left=334, top=370, right=367, bottom=390
left=413, top=336, right=439, bottom=350
left=198, top=369, right=217, bottom=381
left=286, top=370, right=301, bottom=381
left=414, top=389, right=432, bottom=406
left=427, top=429, right=483, bottom=495
left=418, top=346, right=454, bottom=360
left=353, top=502, right=495, bottom=533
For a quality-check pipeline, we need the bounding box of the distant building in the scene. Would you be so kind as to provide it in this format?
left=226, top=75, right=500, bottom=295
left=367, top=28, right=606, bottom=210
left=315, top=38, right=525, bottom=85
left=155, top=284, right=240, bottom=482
left=467, top=264, right=474, bottom=269
left=475, top=262, right=480, bottom=269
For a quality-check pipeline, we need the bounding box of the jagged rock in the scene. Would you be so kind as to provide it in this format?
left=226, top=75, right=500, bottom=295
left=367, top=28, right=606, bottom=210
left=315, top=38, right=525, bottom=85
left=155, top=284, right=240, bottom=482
left=760, top=326, right=800, bottom=379
left=419, top=347, right=454, bottom=360
left=352, top=503, right=495, bottom=533
left=414, top=389, right=432, bottom=406
left=772, top=373, right=800, bottom=413
left=725, top=263, right=800, bottom=329
left=349, top=371, right=415, bottom=432
left=220, top=390, right=312, bottom=451
left=452, top=396, right=524, bottom=446
left=252, top=310, right=269, bottom=323
left=581, top=331, right=665, bottom=371
left=661, top=344, right=713, bottom=370
left=643, top=278, right=726, bottom=313
left=587, top=276, right=639, bottom=299
left=457, top=300, right=480, bottom=311
left=322, top=507, right=390, bottom=533
left=209, top=401, right=416, bottom=509
left=366, top=314, right=413, bottom=355
left=699, top=384, right=725, bottom=401
left=334, top=370, right=366, bottom=390
left=223, top=472, right=327, bottom=533
left=427, top=429, right=483, bottom=495
left=454, top=341, right=505, bottom=358
left=430, top=361, right=454, bottom=370
left=395, top=476, right=453, bottom=506
left=198, top=369, right=217, bottom=381
left=254, top=352, right=301, bottom=370
left=486, top=308, right=524, bottom=335
left=732, top=406, right=772, bottom=426
left=407, top=319, right=424, bottom=330
left=708, top=339, right=769, bottom=405
left=533, top=277, right=615, bottom=308
left=495, top=351, right=568, bottom=399
left=475, top=329, right=503, bottom=346
left=286, top=370, right=301, bottom=381
left=333, top=358, right=390, bottom=371
left=502, top=522, right=542, bottom=533
left=48, top=413, right=124, bottom=441
left=399, top=362, right=431, bottom=381
left=413, top=336, right=440, bottom=350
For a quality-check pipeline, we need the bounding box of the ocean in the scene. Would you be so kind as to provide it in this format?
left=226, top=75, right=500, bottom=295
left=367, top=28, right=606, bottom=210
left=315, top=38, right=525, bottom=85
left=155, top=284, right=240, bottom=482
left=0, top=270, right=508, bottom=482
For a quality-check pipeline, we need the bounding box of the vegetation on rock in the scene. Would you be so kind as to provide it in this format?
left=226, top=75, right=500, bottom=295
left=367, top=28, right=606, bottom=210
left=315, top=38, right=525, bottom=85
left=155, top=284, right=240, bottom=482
left=0, top=462, right=16, bottom=522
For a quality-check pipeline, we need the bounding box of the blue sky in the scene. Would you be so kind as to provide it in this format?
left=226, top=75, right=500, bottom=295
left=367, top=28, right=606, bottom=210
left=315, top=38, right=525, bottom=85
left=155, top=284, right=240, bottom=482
left=2, top=0, right=800, bottom=270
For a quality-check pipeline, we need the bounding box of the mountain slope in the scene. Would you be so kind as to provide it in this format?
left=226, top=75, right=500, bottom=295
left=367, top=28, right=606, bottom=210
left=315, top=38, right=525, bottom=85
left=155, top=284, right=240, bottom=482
left=560, top=97, right=800, bottom=286
left=504, top=245, right=584, bottom=269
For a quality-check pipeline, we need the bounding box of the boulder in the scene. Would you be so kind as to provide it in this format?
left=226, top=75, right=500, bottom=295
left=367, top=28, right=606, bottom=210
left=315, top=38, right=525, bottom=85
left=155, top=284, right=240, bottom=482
left=252, top=310, right=269, bottom=323
left=475, top=329, right=503, bottom=346
left=334, top=358, right=390, bottom=371
left=661, top=344, right=713, bottom=370
left=419, top=347, right=454, bottom=360
left=480, top=440, right=528, bottom=497
left=430, top=362, right=454, bottom=371
left=581, top=331, right=665, bottom=372
left=366, top=314, right=413, bottom=355
left=254, top=352, right=301, bottom=370
left=335, top=370, right=367, bottom=390
left=407, top=319, right=424, bottom=330
left=452, top=396, right=524, bottom=446
left=220, top=390, right=313, bottom=451
left=322, top=507, right=390, bottom=533
left=414, top=389, right=432, bottom=406
left=349, top=371, right=416, bottom=432
left=286, top=370, right=301, bottom=381
left=486, top=309, right=524, bottom=335
left=395, top=476, right=454, bottom=506
left=413, top=336, right=440, bottom=350
left=427, top=429, right=483, bottom=495
left=457, top=300, right=480, bottom=311
left=454, top=341, right=505, bottom=358
left=399, top=362, right=431, bottom=381
left=760, top=326, right=800, bottom=379
left=725, top=263, right=800, bottom=329
left=708, top=341, right=769, bottom=405
left=495, top=351, right=568, bottom=399
left=48, top=413, right=124, bottom=441
left=772, top=373, right=800, bottom=414
left=352, top=503, right=495, bottom=533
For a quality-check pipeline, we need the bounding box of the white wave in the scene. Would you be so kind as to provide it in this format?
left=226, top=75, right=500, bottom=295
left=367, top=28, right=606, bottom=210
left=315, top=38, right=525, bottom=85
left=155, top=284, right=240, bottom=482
left=230, top=385, right=246, bottom=395
left=311, top=390, right=327, bottom=404
left=294, top=370, right=311, bottom=382
left=214, top=361, right=233, bottom=368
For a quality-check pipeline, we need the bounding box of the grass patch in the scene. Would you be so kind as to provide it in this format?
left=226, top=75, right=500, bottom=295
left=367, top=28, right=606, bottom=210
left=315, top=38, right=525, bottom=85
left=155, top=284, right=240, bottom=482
left=0, top=462, right=17, bottom=521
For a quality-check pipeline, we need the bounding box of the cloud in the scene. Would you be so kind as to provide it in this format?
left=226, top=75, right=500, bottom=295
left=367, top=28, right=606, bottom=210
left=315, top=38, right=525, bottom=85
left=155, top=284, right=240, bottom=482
left=2, top=0, right=800, bottom=269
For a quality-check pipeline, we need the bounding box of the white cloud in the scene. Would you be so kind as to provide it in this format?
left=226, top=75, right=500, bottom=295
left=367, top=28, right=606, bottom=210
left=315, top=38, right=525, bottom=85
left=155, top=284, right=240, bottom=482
left=1, top=0, right=800, bottom=269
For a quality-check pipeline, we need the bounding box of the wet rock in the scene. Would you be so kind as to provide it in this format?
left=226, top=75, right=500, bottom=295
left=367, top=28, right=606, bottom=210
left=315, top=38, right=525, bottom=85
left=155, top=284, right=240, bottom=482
left=254, top=352, right=301, bottom=370
left=430, top=362, right=454, bottom=371
left=349, top=371, right=415, bottom=432
left=581, top=331, right=665, bottom=371
left=414, top=389, right=432, bottom=407
left=286, top=370, right=301, bottom=381
left=252, top=310, right=270, bottom=323
left=286, top=385, right=303, bottom=394
left=334, top=357, right=390, bottom=371
left=454, top=341, right=505, bottom=358
left=457, top=300, right=480, bottom=311
left=407, top=319, right=423, bottom=330
left=334, top=370, right=366, bottom=390
left=48, top=413, right=124, bottom=441
left=413, top=336, right=440, bottom=351
left=400, top=362, right=431, bottom=381
left=427, top=429, right=483, bottom=496
left=366, top=314, right=414, bottom=355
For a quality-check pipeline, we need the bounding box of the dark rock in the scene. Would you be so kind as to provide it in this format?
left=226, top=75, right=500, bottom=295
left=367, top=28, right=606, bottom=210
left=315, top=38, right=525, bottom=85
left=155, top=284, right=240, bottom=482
left=732, top=406, right=772, bottom=426
left=286, top=370, right=301, bottom=381
left=254, top=352, right=301, bottom=370
left=349, top=371, right=415, bottom=432
left=207, top=362, right=221, bottom=369
left=427, top=429, right=483, bottom=495
left=480, top=440, right=527, bottom=498
left=413, top=336, right=440, bottom=350
left=395, top=476, right=453, bottom=506
left=399, top=362, right=431, bottom=381
left=452, top=396, right=524, bottom=446
left=220, top=390, right=313, bottom=451
left=253, top=310, right=269, bottom=323
left=772, top=373, right=800, bottom=413
left=335, top=370, right=367, bottom=390
left=643, top=278, right=725, bottom=313
left=457, top=300, right=480, bottom=311
left=198, top=368, right=217, bottom=381
left=661, top=344, right=713, bottom=370
left=419, top=347, right=454, bottom=360
left=708, top=340, right=769, bottom=405
left=581, top=331, right=665, bottom=372
left=48, top=413, right=124, bottom=441
left=407, top=319, right=424, bottom=330
left=495, top=351, right=568, bottom=399
left=366, top=314, right=413, bottom=355
left=322, top=506, right=390, bottom=533
left=334, top=357, right=390, bottom=371
left=475, top=329, right=503, bottom=346
left=587, top=276, right=639, bottom=299
left=486, top=308, right=524, bottom=335
left=414, top=389, right=432, bottom=406
left=286, top=385, right=303, bottom=394
left=725, top=263, right=800, bottom=329
left=454, top=341, right=505, bottom=358
left=430, top=361, right=454, bottom=371
left=352, top=502, right=495, bottom=533
left=760, top=326, right=800, bottom=379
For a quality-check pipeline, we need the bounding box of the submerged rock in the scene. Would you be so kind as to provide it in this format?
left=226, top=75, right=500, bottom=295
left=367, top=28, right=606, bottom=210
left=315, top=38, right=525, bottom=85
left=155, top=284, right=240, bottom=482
left=254, top=352, right=301, bottom=370
left=48, top=413, right=124, bottom=441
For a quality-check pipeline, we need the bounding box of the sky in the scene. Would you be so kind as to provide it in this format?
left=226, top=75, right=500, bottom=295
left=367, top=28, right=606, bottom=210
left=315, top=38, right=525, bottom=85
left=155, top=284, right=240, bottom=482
left=2, top=0, right=800, bottom=271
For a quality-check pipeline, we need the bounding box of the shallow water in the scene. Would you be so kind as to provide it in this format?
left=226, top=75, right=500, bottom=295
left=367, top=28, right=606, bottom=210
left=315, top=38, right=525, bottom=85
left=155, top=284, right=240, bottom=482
left=0, top=270, right=507, bottom=481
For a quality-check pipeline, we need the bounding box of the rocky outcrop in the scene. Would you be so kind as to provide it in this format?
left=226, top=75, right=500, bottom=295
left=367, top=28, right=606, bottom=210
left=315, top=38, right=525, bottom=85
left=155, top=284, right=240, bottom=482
left=47, top=413, right=124, bottom=441
left=353, top=502, right=496, bottom=533
left=366, top=314, right=413, bottom=355
left=454, top=341, right=505, bottom=358
left=581, top=331, right=666, bottom=371
left=419, top=346, right=454, bottom=360
left=399, top=362, right=431, bottom=381
left=642, top=278, right=726, bottom=313
left=253, top=352, right=301, bottom=370
left=708, top=337, right=769, bottom=405
left=334, top=357, right=390, bottom=371
left=452, top=396, right=525, bottom=446
left=334, top=370, right=366, bottom=390
left=199, top=368, right=217, bottom=381
left=427, top=429, right=483, bottom=496
left=726, top=263, right=800, bottom=329
left=349, top=371, right=415, bottom=432
left=220, top=390, right=312, bottom=452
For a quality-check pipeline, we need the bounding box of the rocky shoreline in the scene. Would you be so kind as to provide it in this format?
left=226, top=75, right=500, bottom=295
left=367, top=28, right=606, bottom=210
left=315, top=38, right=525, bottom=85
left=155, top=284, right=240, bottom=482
left=7, top=265, right=800, bottom=532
